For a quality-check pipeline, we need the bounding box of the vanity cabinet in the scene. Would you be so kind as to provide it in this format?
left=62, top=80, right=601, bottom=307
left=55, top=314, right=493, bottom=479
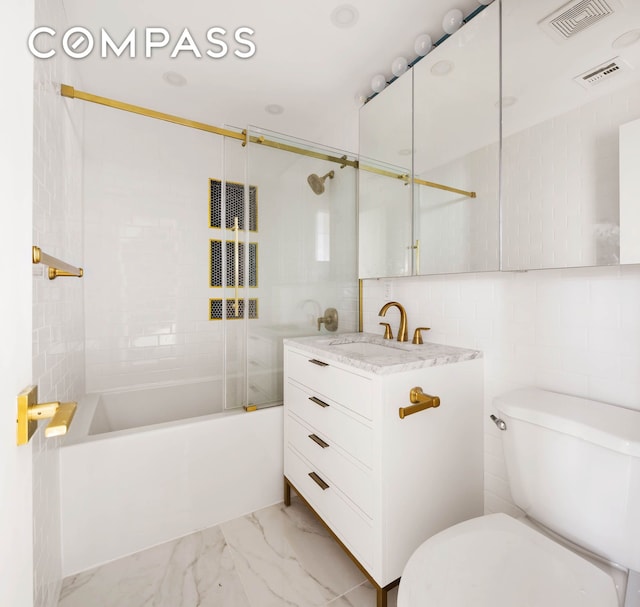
left=283, top=337, right=484, bottom=607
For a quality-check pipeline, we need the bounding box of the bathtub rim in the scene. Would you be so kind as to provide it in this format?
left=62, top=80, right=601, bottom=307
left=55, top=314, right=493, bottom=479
left=63, top=386, right=282, bottom=447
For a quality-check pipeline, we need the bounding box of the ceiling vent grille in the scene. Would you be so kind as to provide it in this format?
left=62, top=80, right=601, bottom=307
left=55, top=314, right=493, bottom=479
left=573, top=56, right=632, bottom=88
left=539, top=0, right=622, bottom=42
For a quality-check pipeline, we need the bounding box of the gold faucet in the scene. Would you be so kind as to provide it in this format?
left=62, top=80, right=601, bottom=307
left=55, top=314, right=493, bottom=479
left=378, top=301, right=408, bottom=342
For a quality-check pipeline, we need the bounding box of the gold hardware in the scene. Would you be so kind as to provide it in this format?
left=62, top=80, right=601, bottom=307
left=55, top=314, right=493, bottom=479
left=309, top=396, right=330, bottom=408
left=308, top=359, right=329, bottom=367
left=317, top=307, right=339, bottom=332
left=412, top=240, right=420, bottom=275
left=359, top=163, right=476, bottom=198
left=379, top=322, right=393, bottom=340
left=62, top=84, right=247, bottom=142
left=60, top=84, right=473, bottom=199
left=232, top=217, right=240, bottom=317
left=61, top=84, right=360, bottom=168
left=358, top=279, right=363, bottom=333
left=16, top=385, right=77, bottom=445
left=398, top=387, right=441, bottom=419
left=33, top=246, right=83, bottom=280
left=283, top=476, right=401, bottom=607
left=308, top=471, right=329, bottom=490
left=244, top=404, right=257, bottom=412
left=412, top=327, right=430, bottom=345
left=308, top=433, right=329, bottom=448
left=413, top=176, right=476, bottom=198
left=244, top=136, right=358, bottom=168
left=48, top=267, right=84, bottom=279
left=378, top=301, right=408, bottom=342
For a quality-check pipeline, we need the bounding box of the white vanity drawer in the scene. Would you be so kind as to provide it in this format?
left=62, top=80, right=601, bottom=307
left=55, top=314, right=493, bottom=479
left=285, top=413, right=374, bottom=517
left=285, top=446, right=373, bottom=569
left=285, top=380, right=373, bottom=468
left=286, top=349, right=373, bottom=420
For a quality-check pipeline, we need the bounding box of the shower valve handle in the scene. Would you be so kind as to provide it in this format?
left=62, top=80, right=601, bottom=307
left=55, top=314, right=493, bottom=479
left=317, top=307, right=339, bottom=332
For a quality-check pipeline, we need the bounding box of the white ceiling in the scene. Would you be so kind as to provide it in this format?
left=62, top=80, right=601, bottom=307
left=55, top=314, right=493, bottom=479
left=60, top=0, right=482, bottom=144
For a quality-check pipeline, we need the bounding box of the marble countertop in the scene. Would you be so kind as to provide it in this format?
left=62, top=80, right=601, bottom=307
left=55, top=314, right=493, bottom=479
left=284, top=332, right=482, bottom=375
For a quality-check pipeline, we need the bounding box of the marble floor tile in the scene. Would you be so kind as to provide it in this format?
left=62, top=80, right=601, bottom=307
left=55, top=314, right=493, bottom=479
left=327, top=582, right=399, bottom=607
left=58, top=497, right=379, bottom=607
left=58, top=525, right=250, bottom=607
left=220, top=498, right=367, bottom=607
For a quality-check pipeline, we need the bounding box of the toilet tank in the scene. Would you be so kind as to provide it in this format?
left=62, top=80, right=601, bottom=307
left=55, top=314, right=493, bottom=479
left=494, top=388, right=640, bottom=571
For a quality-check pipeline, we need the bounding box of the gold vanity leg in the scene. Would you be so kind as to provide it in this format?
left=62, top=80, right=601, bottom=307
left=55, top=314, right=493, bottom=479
left=377, top=579, right=400, bottom=607
left=284, top=476, right=291, bottom=507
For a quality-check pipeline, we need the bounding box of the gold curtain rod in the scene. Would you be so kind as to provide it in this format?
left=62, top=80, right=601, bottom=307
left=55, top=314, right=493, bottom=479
left=60, top=84, right=475, bottom=198
left=32, top=245, right=83, bottom=280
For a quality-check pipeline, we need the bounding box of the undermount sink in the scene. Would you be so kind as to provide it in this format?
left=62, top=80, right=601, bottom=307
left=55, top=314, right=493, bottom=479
left=331, top=341, right=402, bottom=357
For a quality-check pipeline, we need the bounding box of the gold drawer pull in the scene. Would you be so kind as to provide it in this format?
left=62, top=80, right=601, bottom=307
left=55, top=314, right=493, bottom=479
left=308, top=358, right=329, bottom=367
left=398, top=386, right=441, bottom=419
left=308, top=471, right=329, bottom=490
left=309, top=396, right=330, bottom=408
left=308, top=433, right=329, bottom=449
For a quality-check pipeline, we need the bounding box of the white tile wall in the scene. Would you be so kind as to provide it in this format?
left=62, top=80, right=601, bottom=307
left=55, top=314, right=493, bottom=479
left=83, top=117, right=359, bottom=398
left=417, top=141, right=500, bottom=274
left=363, top=264, right=640, bottom=514
left=502, top=82, right=640, bottom=270
left=31, top=0, right=85, bottom=604
left=83, top=106, right=225, bottom=392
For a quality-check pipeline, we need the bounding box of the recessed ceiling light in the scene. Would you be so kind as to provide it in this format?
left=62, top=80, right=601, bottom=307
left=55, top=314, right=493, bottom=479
left=331, top=4, right=359, bottom=28
left=612, top=29, right=640, bottom=49
left=162, top=71, right=187, bottom=87
left=265, top=104, right=284, bottom=115
left=430, top=60, right=454, bottom=76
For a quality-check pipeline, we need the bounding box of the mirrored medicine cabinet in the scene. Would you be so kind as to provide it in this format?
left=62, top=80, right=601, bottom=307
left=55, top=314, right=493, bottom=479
left=359, top=0, right=640, bottom=278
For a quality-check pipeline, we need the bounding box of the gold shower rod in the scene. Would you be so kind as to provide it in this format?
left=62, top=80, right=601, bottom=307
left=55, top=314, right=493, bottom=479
left=32, top=246, right=83, bottom=280
left=60, top=84, right=475, bottom=197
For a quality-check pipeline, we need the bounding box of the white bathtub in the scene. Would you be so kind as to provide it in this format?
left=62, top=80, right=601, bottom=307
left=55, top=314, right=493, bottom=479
left=60, top=381, right=284, bottom=576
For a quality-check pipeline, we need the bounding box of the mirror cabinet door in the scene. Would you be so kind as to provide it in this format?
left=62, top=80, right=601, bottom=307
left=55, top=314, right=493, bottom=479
left=358, top=70, right=413, bottom=278
left=413, top=3, right=501, bottom=275
left=501, top=0, right=640, bottom=271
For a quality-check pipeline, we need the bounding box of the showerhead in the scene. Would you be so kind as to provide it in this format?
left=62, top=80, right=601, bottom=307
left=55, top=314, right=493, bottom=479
left=307, top=170, right=335, bottom=195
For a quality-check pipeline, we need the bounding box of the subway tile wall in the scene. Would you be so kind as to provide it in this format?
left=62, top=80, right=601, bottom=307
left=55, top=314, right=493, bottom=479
left=83, top=106, right=225, bottom=392
left=363, top=264, right=640, bottom=514
left=83, top=117, right=359, bottom=397
left=32, top=0, right=85, bottom=603
left=502, top=82, right=640, bottom=270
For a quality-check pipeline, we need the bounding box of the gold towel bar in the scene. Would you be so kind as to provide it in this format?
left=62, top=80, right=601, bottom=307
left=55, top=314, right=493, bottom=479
left=32, top=246, right=83, bottom=280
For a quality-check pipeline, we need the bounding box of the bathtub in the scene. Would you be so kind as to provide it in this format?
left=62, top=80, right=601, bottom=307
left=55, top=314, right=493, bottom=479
left=60, top=381, right=284, bottom=576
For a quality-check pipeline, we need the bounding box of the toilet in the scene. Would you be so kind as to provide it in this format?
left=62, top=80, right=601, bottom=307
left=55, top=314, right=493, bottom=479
left=398, top=388, right=640, bottom=607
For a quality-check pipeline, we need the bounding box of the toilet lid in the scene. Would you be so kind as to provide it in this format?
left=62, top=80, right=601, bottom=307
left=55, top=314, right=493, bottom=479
left=397, top=513, right=619, bottom=607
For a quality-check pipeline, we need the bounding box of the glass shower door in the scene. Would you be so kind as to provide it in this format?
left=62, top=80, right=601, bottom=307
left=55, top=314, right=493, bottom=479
left=221, top=127, right=358, bottom=410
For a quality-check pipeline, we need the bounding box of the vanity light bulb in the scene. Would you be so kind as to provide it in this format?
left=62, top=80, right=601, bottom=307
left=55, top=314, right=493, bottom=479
left=442, top=8, right=464, bottom=34
left=371, top=74, right=387, bottom=93
left=414, top=33, right=432, bottom=57
left=391, top=56, right=408, bottom=77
